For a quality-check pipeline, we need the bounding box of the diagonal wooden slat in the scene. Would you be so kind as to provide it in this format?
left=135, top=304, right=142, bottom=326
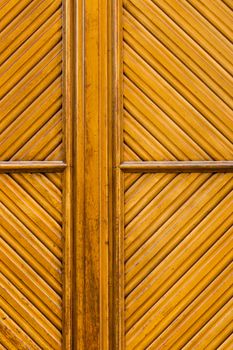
left=223, top=0, right=233, bottom=10
left=124, top=143, right=142, bottom=162
left=0, top=79, right=62, bottom=161
left=1, top=260, right=62, bottom=330
left=46, top=173, right=63, bottom=190
left=124, top=0, right=233, bottom=100
left=0, top=0, right=32, bottom=32
left=123, top=0, right=233, bottom=161
left=124, top=172, right=142, bottom=192
left=124, top=45, right=233, bottom=160
left=1, top=43, right=62, bottom=132
left=0, top=173, right=63, bottom=349
left=0, top=0, right=62, bottom=64
left=124, top=79, right=194, bottom=160
left=125, top=173, right=176, bottom=225
left=124, top=10, right=233, bottom=125
left=0, top=308, right=40, bottom=350
left=125, top=173, right=215, bottom=259
left=182, top=298, right=233, bottom=350
left=126, top=194, right=233, bottom=328
left=0, top=2, right=63, bottom=161
left=1, top=274, right=61, bottom=348
left=45, top=143, right=63, bottom=161
left=1, top=175, right=62, bottom=250
left=0, top=10, right=62, bottom=96
left=125, top=173, right=232, bottom=292
left=124, top=60, right=215, bottom=160
left=147, top=265, right=233, bottom=349
left=218, top=333, right=233, bottom=350
left=152, top=0, right=233, bottom=74
left=186, top=0, right=232, bottom=41
left=1, top=297, right=58, bottom=350
left=11, top=112, right=63, bottom=161
left=125, top=174, right=233, bottom=314
left=126, top=226, right=232, bottom=349
left=124, top=110, right=176, bottom=160
left=1, top=221, right=62, bottom=295
left=124, top=173, right=233, bottom=349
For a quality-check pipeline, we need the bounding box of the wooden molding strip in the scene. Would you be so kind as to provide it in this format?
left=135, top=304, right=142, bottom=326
left=73, top=0, right=111, bottom=348
left=0, top=161, right=67, bottom=173
left=120, top=161, right=233, bottom=173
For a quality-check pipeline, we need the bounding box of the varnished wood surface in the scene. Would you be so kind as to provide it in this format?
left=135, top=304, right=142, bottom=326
left=1, top=173, right=63, bottom=349
left=1, top=0, right=233, bottom=349
left=0, top=0, right=63, bottom=161
left=0, top=0, right=73, bottom=348
left=0, top=161, right=66, bottom=173
left=120, top=161, right=233, bottom=172
left=73, top=0, right=111, bottom=349
left=124, top=173, right=233, bottom=349
left=114, top=0, right=233, bottom=349
left=123, top=0, right=233, bottom=161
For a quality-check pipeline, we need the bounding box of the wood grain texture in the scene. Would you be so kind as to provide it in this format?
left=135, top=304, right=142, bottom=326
left=113, top=1, right=233, bottom=349
left=0, top=173, right=63, bottom=349
left=122, top=0, right=233, bottom=161
left=124, top=172, right=233, bottom=349
left=0, top=0, right=63, bottom=161
left=1, top=0, right=233, bottom=349
left=74, top=0, right=111, bottom=349
left=0, top=0, right=74, bottom=348
left=120, top=161, right=233, bottom=173
left=0, top=161, right=66, bottom=173
left=61, top=0, right=74, bottom=348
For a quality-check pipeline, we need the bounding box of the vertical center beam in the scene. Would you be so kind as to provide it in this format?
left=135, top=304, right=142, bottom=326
left=74, top=0, right=111, bottom=349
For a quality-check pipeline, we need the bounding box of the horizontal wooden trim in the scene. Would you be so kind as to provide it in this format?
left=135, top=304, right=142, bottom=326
left=120, top=161, right=233, bottom=173
left=0, top=161, right=67, bottom=173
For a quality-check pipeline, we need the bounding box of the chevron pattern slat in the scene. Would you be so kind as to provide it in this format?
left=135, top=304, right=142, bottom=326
left=124, top=172, right=233, bottom=349
left=0, top=173, right=63, bottom=349
left=123, top=0, right=233, bottom=160
left=0, top=0, right=63, bottom=161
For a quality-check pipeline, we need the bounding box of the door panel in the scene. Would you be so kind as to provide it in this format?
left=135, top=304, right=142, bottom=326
left=124, top=173, right=233, bottom=349
left=0, top=0, right=63, bottom=161
left=1, top=173, right=62, bottom=349
left=0, top=0, right=72, bottom=348
left=123, top=0, right=233, bottom=161
left=1, top=0, right=233, bottom=349
left=114, top=1, right=233, bottom=349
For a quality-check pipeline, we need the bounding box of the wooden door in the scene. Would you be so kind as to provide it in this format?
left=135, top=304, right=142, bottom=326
left=0, top=0, right=73, bottom=348
left=1, top=1, right=233, bottom=349
left=112, top=0, right=233, bottom=349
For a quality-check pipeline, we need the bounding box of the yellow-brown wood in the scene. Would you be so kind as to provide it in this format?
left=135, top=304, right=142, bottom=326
left=1, top=0, right=233, bottom=349
left=113, top=0, right=233, bottom=349
left=1, top=173, right=63, bottom=349
left=0, top=0, right=73, bottom=348
left=0, top=1, right=63, bottom=161
left=124, top=173, right=233, bottom=348
left=74, top=0, right=111, bottom=349
left=123, top=0, right=233, bottom=161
